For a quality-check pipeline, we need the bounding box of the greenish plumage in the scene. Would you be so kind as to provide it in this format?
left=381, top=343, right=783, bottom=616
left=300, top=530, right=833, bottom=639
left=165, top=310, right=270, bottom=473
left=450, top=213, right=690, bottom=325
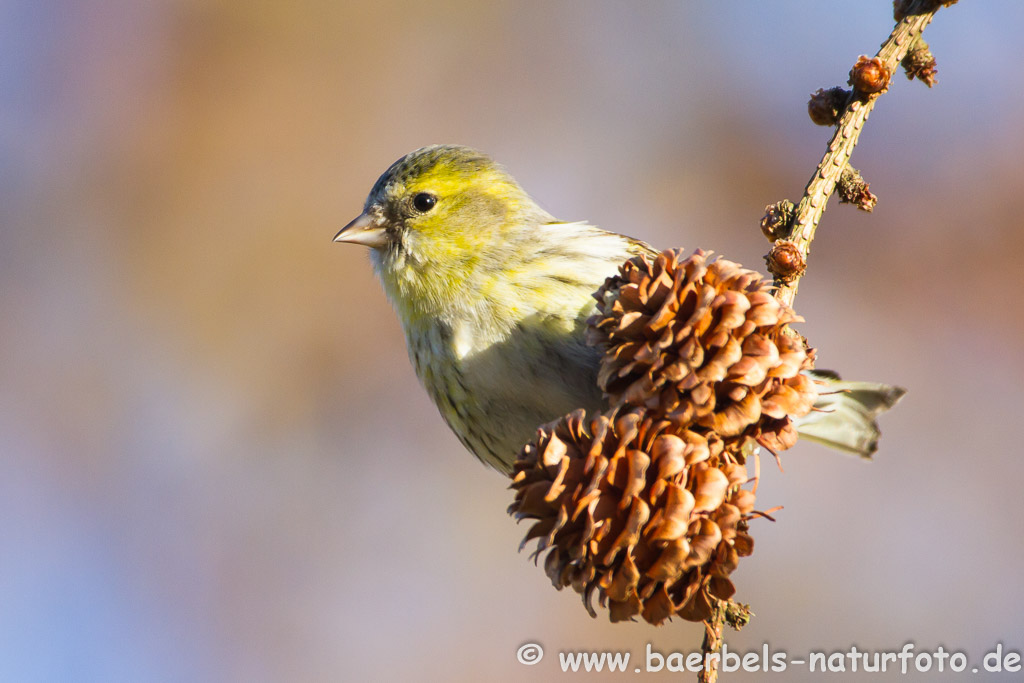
left=336, top=145, right=904, bottom=473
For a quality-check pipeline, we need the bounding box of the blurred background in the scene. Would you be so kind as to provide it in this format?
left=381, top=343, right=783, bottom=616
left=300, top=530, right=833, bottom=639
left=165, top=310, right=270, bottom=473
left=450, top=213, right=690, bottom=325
left=2, top=1, right=1022, bottom=681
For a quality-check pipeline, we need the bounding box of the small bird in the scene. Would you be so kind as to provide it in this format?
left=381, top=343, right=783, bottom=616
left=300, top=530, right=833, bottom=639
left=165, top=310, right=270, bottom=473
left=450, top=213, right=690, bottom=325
left=336, top=145, right=903, bottom=473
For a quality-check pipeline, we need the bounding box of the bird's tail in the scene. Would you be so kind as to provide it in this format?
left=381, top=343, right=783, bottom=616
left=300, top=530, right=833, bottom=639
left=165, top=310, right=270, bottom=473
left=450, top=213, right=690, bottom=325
left=794, top=370, right=906, bottom=459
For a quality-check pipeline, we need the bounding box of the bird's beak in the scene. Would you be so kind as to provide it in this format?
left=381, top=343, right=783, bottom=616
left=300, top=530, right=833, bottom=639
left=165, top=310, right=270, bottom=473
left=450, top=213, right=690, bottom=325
left=334, top=211, right=388, bottom=248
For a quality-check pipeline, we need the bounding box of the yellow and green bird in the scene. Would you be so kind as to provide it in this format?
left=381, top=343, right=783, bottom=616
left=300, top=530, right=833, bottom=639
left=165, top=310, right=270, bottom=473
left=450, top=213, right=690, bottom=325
left=336, top=145, right=903, bottom=473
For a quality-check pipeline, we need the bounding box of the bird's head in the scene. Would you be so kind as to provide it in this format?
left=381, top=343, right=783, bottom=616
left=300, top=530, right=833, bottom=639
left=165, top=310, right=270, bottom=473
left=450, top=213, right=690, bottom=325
left=336, top=145, right=552, bottom=251
left=336, top=145, right=553, bottom=317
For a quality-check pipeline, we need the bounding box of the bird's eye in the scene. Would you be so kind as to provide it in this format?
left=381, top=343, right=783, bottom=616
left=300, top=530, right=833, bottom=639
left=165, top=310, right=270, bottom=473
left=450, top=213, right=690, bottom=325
left=412, top=192, right=437, bottom=212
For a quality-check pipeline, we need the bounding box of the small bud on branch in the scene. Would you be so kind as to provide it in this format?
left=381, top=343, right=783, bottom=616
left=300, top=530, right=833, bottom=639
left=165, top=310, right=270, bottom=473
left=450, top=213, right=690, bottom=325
left=807, top=87, right=851, bottom=126
left=902, top=39, right=938, bottom=86
left=766, top=241, right=807, bottom=282
left=760, top=200, right=795, bottom=241
left=837, top=166, right=878, bottom=212
left=849, top=56, right=892, bottom=96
